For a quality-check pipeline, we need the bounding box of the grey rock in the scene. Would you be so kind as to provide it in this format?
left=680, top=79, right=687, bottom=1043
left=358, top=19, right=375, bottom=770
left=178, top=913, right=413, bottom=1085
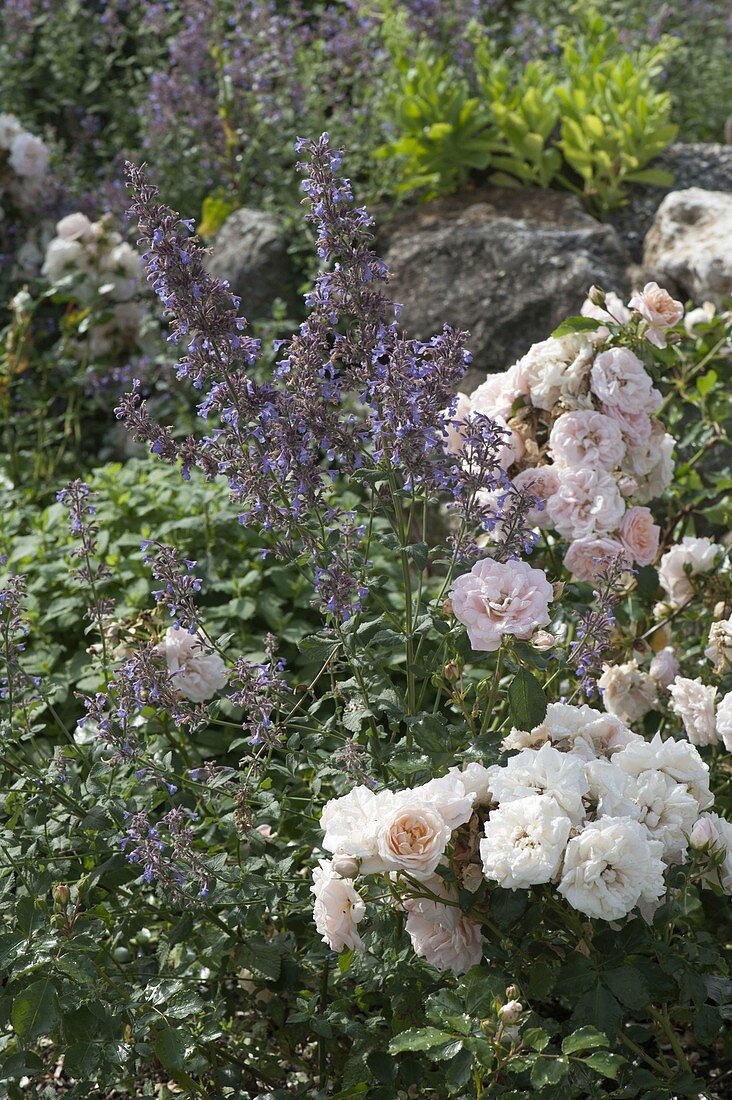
left=643, top=188, right=732, bottom=306
left=378, top=187, right=630, bottom=377
left=609, top=143, right=732, bottom=261
left=206, top=208, right=298, bottom=320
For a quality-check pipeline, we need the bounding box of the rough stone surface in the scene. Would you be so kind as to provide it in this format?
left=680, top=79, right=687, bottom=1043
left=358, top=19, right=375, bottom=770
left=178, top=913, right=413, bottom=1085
left=610, top=143, right=732, bottom=261
left=642, top=188, right=732, bottom=306
left=207, top=208, right=298, bottom=319
left=378, top=186, right=630, bottom=379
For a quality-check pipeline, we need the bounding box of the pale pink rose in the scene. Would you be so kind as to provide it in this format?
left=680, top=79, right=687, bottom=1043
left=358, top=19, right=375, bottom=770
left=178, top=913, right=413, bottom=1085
left=451, top=558, right=553, bottom=652
left=517, top=334, right=594, bottom=411
left=649, top=647, right=679, bottom=688
left=512, top=466, right=560, bottom=527
left=443, top=398, right=524, bottom=469
left=375, top=796, right=453, bottom=879
left=590, top=347, right=661, bottom=414
left=582, top=289, right=631, bottom=327
left=404, top=878, right=484, bottom=975
left=715, top=691, right=732, bottom=752
left=564, top=536, right=626, bottom=582
left=624, top=426, right=675, bottom=504
left=657, top=536, right=720, bottom=607
left=668, top=677, right=718, bottom=746
left=492, top=413, right=525, bottom=469
left=601, top=404, right=652, bottom=447
left=311, top=859, right=365, bottom=952
left=158, top=626, right=228, bottom=703
left=549, top=409, right=625, bottom=471
left=628, top=282, right=684, bottom=349
left=684, top=302, right=715, bottom=335
left=546, top=467, right=625, bottom=539
left=470, top=362, right=528, bottom=418
left=620, top=506, right=660, bottom=566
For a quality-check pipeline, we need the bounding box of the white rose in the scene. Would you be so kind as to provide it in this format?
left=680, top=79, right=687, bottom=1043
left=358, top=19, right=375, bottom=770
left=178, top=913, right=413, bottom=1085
left=0, top=113, right=22, bottom=147
left=56, top=212, right=94, bottom=242
left=159, top=625, right=228, bottom=703
left=668, top=677, right=718, bottom=747
left=612, top=733, right=713, bottom=810
left=590, top=347, right=661, bottom=415
left=8, top=130, right=49, bottom=180
left=657, top=536, right=720, bottom=608
left=447, top=762, right=494, bottom=806
left=598, top=661, right=658, bottom=724
left=413, top=774, right=475, bottom=830
left=489, top=743, right=588, bottom=824
left=404, top=878, right=483, bottom=975
left=716, top=692, right=732, bottom=752
left=311, top=859, right=365, bottom=952
left=517, top=333, right=594, bottom=411
left=649, top=647, right=679, bottom=688
left=321, top=785, right=385, bottom=868
left=623, top=425, right=674, bottom=504
left=558, top=817, right=666, bottom=921
left=480, top=794, right=572, bottom=889
left=627, top=769, right=699, bottom=859
left=42, top=237, right=84, bottom=283
left=535, top=702, right=640, bottom=760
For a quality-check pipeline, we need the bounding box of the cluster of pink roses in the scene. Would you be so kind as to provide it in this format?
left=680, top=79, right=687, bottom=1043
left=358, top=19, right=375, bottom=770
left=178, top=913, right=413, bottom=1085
left=447, top=282, right=685, bottom=582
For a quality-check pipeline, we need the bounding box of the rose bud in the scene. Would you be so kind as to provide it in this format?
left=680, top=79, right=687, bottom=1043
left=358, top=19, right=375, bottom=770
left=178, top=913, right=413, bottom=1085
left=530, top=629, right=555, bottom=652
left=499, top=1000, right=523, bottom=1025
left=332, top=856, right=360, bottom=879
left=53, top=884, right=71, bottom=909
left=690, top=817, right=720, bottom=850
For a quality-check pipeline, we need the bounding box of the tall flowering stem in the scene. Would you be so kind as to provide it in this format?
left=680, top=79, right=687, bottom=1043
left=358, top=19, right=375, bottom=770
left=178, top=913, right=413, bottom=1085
left=568, top=553, right=633, bottom=696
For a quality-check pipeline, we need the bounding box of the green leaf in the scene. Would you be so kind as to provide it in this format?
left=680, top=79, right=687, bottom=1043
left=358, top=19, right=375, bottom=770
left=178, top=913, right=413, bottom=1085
left=562, top=1026, right=610, bottom=1054
left=154, top=1026, right=188, bottom=1071
left=389, top=1027, right=453, bottom=1053
left=696, top=370, right=718, bottom=397
left=508, top=668, right=547, bottom=730
left=624, top=168, right=674, bottom=187
left=551, top=316, right=602, bottom=337
left=11, top=977, right=60, bottom=1040
left=584, top=1051, right=627, bottom=1079
left=603, top=967, right=650, bottom=1010
left=523, top=1027, right=551, bottom=1051
left=530, top=1055, right=569, bottom=1087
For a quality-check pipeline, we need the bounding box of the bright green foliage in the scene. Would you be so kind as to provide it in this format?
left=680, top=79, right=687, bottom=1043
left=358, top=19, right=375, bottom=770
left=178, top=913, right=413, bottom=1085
left=375, top=12, right=491, bottom=199
left=475, top=50, right=562, bottom=189
left=556, top=8, right=678, bottom=215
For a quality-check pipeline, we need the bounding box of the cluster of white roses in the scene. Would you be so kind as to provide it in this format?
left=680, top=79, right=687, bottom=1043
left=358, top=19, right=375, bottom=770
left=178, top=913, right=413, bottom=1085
left=447, top=282, right=685, bottom=582
left=312, top=702, right=728, bottom=973
left=0, top=113, right=49, bottom=215
left=42, top=211, right=151, bottom=360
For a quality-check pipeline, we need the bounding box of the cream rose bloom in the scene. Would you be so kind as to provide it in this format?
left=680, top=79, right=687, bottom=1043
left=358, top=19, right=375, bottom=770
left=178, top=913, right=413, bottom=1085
left=549, top=410, right=625, bottom=471
left=311, top=859, right=366, bottom=951
left=516, top=333, right=594, bottom=411
left=320, top=785, right=385, bottom=868
left=374, top=793, right=454, bottom=879
left=657, top=536, right=720, bottom=608
left=159, top=626, right=228, bottom=703
left=716, top=692, right=732, bottom=752
left=403, top=877, right=484, bottom=975
left=558, top=817, right=666, bottom=921
left=612, top=733, right=713, bottom=810
left=450, top=557, right=553, bottom=652
left=511, top=466, right=560, bottom=528
left=649, top=647, right=679, bottom=688
left=564, top=536, right=626, bottom=582
left=590, top=347, right=661, bottom=415
left=447, top=762, right=494, bottom=806
left=598, top=661, right=658, bottom=724
left=628, top=282, right=684, bottom=349
left=480, top=794, right=572, bottom=889
left=42, top=237, right=85, bottom=283
left=705, top=617, right=732, bottom=672
left=619, top=506, right=660, bottom=567
left=668, top=677, right=718, bottom=747
left=546, top=467, right=625, bottom=539
left=489, top=743, right=588, bottom=824
left=412, top=774, right=476, bottom=830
